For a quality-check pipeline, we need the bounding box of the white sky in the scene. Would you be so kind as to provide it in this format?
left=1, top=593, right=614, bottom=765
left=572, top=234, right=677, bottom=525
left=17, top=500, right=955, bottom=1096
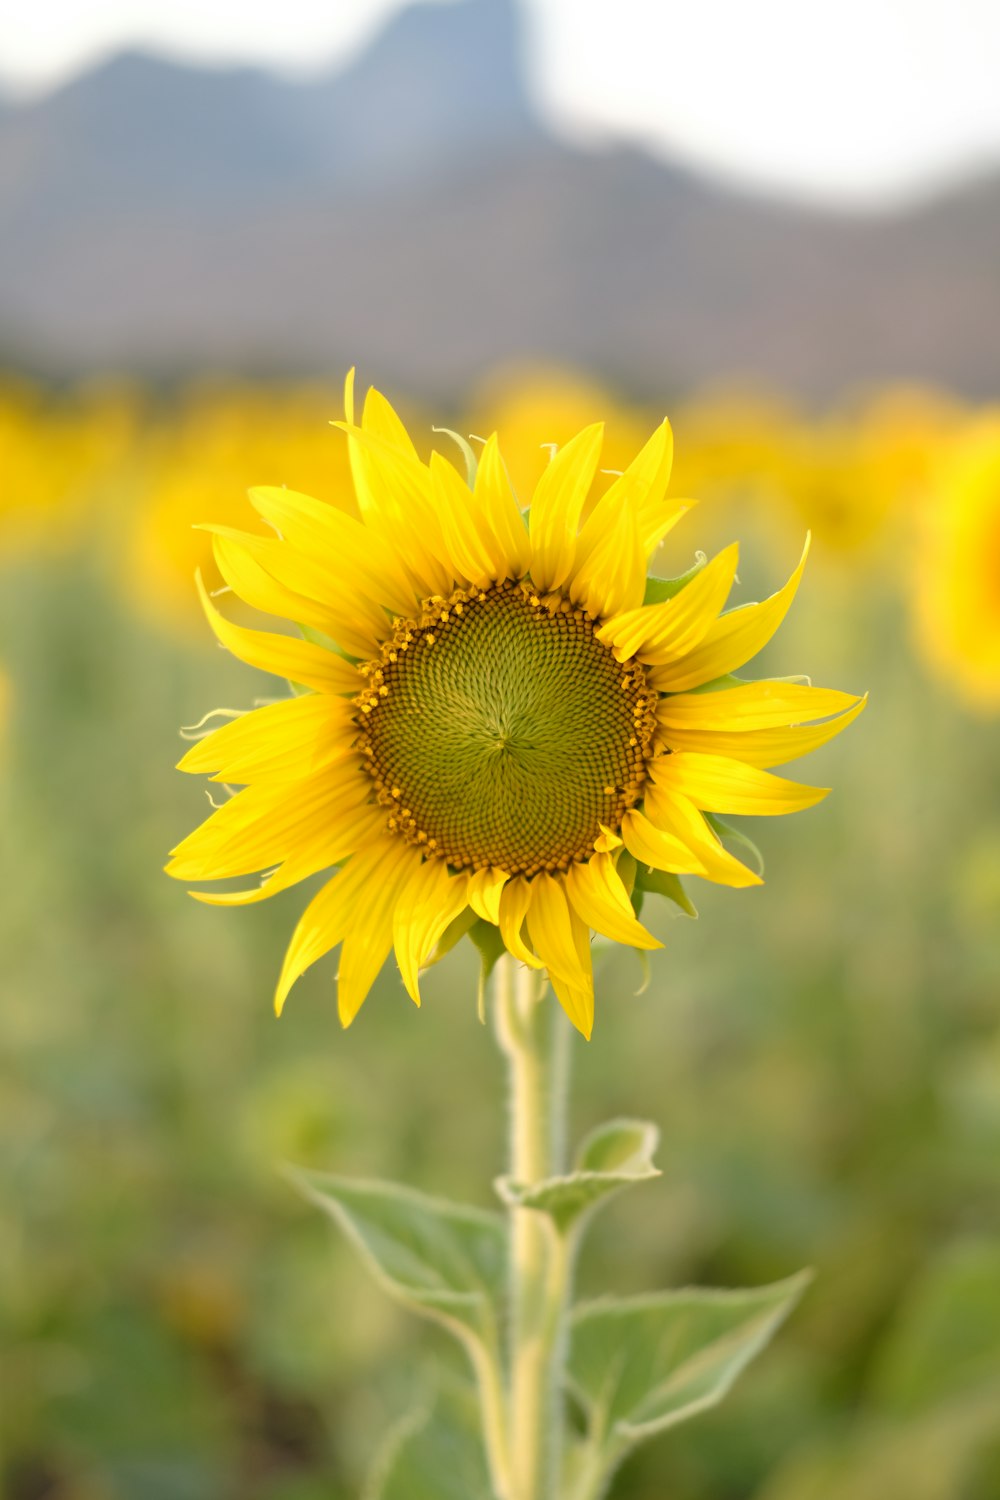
left=4, top=0, right=1000, bottom=205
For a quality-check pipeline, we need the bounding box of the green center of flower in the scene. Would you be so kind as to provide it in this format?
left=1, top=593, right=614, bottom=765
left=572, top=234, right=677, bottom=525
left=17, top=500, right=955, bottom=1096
left=355, top=580, right=655, bottom=876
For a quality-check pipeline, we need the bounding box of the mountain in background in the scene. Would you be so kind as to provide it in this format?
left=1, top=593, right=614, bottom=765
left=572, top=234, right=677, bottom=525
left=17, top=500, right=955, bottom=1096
left=1, top=0, right=997, bottom=398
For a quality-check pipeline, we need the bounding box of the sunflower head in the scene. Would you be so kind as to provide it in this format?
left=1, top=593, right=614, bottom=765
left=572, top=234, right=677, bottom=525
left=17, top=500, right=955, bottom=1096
left=167, top=372, right=864, bottom=1037
left=355, top=578, right=656, bottom=875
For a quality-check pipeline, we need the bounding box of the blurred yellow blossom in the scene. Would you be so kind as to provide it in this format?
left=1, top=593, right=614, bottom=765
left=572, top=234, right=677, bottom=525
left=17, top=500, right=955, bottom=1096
left=914, top=416, right=1000, bottom=712
left=671, top=385, right=964, bottom=560
left=0, top=376, right=142, bottom=554
left=464, top=366, right=654, bottom=511
left=782, top=387, right=965, bottom=558
left=127, top=383, right=361, bottom=627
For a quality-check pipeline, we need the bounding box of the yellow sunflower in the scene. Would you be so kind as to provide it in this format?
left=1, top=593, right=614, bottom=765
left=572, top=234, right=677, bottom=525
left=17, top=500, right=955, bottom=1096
left=167, top=374, right=864, bottom=1037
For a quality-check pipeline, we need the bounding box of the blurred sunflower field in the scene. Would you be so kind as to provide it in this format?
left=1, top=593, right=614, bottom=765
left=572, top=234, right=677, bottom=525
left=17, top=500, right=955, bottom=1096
left=2, top=366, right=999, bottom=1500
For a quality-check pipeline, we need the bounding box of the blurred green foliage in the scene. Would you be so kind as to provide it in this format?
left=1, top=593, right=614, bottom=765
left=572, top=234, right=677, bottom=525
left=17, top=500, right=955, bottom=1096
left=2, top=465, right=999, bottom=1500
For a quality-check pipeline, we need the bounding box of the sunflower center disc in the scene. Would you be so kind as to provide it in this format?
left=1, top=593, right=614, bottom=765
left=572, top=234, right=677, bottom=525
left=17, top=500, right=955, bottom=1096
left=356, top=581, right=654, bottom=876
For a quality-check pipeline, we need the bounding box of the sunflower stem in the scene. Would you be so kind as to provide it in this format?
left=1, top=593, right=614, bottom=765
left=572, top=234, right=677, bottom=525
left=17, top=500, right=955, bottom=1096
left=494, top=954, right=573, bottom=1500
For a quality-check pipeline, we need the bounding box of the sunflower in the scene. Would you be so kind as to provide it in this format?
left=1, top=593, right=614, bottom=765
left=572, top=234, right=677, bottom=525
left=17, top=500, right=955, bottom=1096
left=167, top=374, right=864, bottom=1037
left=914, top=417, right=1000, bottom=711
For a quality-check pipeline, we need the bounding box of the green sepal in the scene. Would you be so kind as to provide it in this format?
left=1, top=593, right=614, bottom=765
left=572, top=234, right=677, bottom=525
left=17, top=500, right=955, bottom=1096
left=291, top=623, right=357, bottom=695
left=298, top=621, right=353, bottom=657
left=432, top=426, right=479, bottom=488
left=705, top=812, right=765, bottom=876
left=366, top=1384, right=492, bottom=1500
left=568, top=1270, right=811, bottom=1470
left=285, top=1168, right=507, bottom=1352
left=617, top=850, right=638, bottom=896
left=634, top=867, right=698, bottom=918
left=495, top=1118, right=660, bottom=1237
left=687, top=672, right=748, bottom=695
left=643, top=557, right=706, bottom=606
left=467, top=919, right=507, bottom=1023
left=632, top=951, right=652, bottom=996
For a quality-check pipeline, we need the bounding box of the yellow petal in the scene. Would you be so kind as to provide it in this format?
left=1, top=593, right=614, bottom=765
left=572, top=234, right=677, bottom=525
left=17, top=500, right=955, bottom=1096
left=525, top=872, right=585, bottom=982
left=594, top=822, right=623, bottom=853
left=428, top=451, right=498, bottom=588
left=274, top=836, right=408, bottom=1016
left=338, top=844, right=425, bottom=1026
left=188, top=804, right=387, bottom=907
left=651, top=537, right=810, bottom=693
left=467, top=866, right=509, bottom=924
left=167, top=764, right=370, bottom=881
left=498, top=877, right=543, bottom=968
left=658, top=694, right=867, bottom=769
left=212, top=531, right=333, bottom=637
left=547, top=960, right=594, bottom=1040
left=528, top=423, right=604, bottom=591
left=567, top=483, right=646, bottom=619
left=177, top=692, right=354, bottom=782
left=392, top=860, right=471, bottom=1005
left=565, top=855, right=661, bottom=950
left=474, top=434, right=530, bottom=579
left=657, top=680, right=861, bottom=731
left=247, top=485, right=417, bottom=618
left=363, top=386, right=422, bottom=454
left=526, top=874, right=594, bottom=1038
left=643, top=498, right=697, bottom=556
left=651, top=751, right=828, bottom=815
left=599, top=543, right=739, bottom=663
left=599, top=419, right=690, bottom=557
left=195, top=573, right=362, bottom=694
left=642, top=783, right=761, bottom=888
left=206, top=525, right=387, bottom=659
left=275, top=871, right=350, bottom=1016
left=621, top=809, right=707, bottom=874
left=338, top=407, right=453, bottom=599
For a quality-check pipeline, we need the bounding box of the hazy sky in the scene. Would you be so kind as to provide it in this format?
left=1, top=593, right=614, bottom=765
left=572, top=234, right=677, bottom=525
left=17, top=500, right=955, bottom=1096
left=5, top=0, right=1000, bottom=205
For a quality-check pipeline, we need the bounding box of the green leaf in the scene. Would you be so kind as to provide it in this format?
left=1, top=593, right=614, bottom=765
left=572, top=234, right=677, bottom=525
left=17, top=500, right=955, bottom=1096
left=634, top=867, right=698, bottom=918
left=569, top=1271, right=811, bottom=1459
left=870, top=1240, right=1000, bottom=1417
left=643, top=557, right=705, bottom=605
left=365, top=1386, right=493, bottom=1500
left=761, top=1384, right=1000, bottom=1500
left=495, top=1119, right=660, bottom=1236
left=287, top=1169, right=507, bottom=1350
